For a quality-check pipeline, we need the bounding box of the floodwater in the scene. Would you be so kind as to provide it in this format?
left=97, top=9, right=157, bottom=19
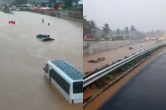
left=84, top=41, right=156, bottom=74
left=0, top=11, right=82, bottom=110
left=99, top=49, right=166, bottom=110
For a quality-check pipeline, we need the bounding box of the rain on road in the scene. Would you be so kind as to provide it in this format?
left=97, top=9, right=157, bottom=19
left=99, top=49, right=166, bottom=110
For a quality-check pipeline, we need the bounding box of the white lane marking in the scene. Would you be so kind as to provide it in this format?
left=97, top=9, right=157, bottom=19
left=157, top=49, right=166, bottom=57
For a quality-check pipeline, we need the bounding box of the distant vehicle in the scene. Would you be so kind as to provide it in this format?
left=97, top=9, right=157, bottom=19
left=9, top=6, right=20, bottom=11
left=8, top=21, right=16, bottom=24
left=43, top=60, right=83, bottom=104
left=16, top=8, right=20, bottom=11
left=39, top=7, right=51, bottom=10
left=9, top=6, right=16, bottom=10
left=32, top=6, right=40, bottom=10
left=32, top=6, right=52, bottom=10
left=16, top=4, right=32, bottom=10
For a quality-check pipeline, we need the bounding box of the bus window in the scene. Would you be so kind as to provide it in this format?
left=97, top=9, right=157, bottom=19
left=73, top=81, right=83, bottom=93
left=51, top=69, right=70, bottom=95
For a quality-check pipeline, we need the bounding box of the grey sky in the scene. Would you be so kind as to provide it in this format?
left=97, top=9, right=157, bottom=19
left=84, top=0, right=166, bottom=32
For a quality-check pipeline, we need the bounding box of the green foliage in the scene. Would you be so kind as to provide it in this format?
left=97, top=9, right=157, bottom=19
left=83, top=17, right=96, bottom=36
left=63, top=0, right=73, bottom=8
left=102, top=23, right=110, bottom=35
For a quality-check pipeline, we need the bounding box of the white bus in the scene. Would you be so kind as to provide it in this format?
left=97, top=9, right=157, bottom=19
left=43, top=60, right=83, bottom=104
left=16, top=4, right=32, bottom=10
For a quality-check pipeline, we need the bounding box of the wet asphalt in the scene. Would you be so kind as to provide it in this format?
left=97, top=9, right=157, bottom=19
left=99, top=50, right=166, bottom=110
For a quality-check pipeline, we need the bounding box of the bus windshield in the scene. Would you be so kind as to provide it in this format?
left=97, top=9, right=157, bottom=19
left=73, top=81, right=83, bottom=93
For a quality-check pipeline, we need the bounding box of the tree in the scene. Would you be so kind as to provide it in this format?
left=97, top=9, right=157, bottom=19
left=130, top=25, right=136, bottom=32
left=90, top=20, right=96, bottom=34
left=83, top=17, right=96, bottom=36
left=102, top=23, right=111, bottom=40
left=130, top=25, right=137, bottom=39
left=116, top=28, right=121, bottom=36
left=124, top=27, right=129, bottom=36
left=63, top=0, right=73, bottom=8
left=83, top=17, right=89, bottom=36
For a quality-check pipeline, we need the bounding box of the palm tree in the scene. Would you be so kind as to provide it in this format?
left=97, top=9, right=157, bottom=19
left=124, top=27, right=129, bottom=35
left=90, top=20, right=96, bottom=34
left=102, top=23, right=111, bottom=40
left=103, top=23, right=110, bottom=34
left=130, top=25, right=137, bottom=39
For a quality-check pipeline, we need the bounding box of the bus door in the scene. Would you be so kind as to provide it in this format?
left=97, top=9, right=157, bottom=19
left=48, top=67, right=52, bottom=82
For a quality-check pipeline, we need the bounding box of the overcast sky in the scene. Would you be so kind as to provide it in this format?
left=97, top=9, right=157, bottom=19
left=84, top=0, right=166, bottom=32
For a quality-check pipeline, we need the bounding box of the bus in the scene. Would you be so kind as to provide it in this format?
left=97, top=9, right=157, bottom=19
left=43, top=60, right=83, bottom=104
left=16, top=4, right=32, bottom=10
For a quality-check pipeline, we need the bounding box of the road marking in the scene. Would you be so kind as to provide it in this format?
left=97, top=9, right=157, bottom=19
left=157, top=49, right=166, bottom=57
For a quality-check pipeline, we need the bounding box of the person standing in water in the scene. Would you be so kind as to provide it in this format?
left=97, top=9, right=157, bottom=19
left=42, top=18, right=44, bottom=23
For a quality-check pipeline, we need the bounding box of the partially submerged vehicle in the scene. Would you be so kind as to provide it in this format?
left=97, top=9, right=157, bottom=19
left=88, top=57, right=106, bottom=63
left=8, top=21, right=16, bottom=24
left=43, top=60, right=83, bottom=104
left=97, top=57, right=105, bottom=61
left=36, top=34, right=54, bottom=42
left=129, top=47, right=133, bottom=50
left=36, top=34, right=50, bottom=39
left=41, top=37, right=54, bottom=41
left=88, top=60, right=98, bottom=63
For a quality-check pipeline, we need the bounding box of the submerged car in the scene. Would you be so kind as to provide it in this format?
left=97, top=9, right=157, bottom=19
left=129, top=47, right=133, bottom=50
left=8, top=21, right=16, bottom=24
left=36, top=34, right=54, bottom=42
left=41, top=37, right=54, bottom=41
left=36, top=34, right=50, bottom=39
left=97, top=57, right=105, bottom=61
left=88, top=60, right=98, bottom=63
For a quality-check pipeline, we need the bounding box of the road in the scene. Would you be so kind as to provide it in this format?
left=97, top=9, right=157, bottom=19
left=99, top=49, right=166, bottom=110
left=0, top=11, right=82, bottom=110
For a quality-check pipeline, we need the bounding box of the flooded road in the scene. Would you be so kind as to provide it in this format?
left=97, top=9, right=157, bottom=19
left=99, top=49, right=166, bottom=110
left=84, top=41, right=156, bottom=74
left=0, top=11, right=82, bottom=110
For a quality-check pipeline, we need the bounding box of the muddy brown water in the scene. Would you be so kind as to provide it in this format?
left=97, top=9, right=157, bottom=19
left=83, top=41, right=156, bottom=74
left=0, top=11, right=82, bottom=110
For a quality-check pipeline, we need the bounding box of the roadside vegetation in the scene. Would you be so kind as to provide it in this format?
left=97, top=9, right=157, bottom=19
left=83, top=17, right=165, bottom=41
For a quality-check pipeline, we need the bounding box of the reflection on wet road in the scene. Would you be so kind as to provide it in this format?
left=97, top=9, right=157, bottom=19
left=99, top=49, right=166, bottom=110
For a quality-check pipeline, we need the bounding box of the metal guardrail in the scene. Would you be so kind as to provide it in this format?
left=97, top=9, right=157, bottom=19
left=83, top=44, right=161, bottom=88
